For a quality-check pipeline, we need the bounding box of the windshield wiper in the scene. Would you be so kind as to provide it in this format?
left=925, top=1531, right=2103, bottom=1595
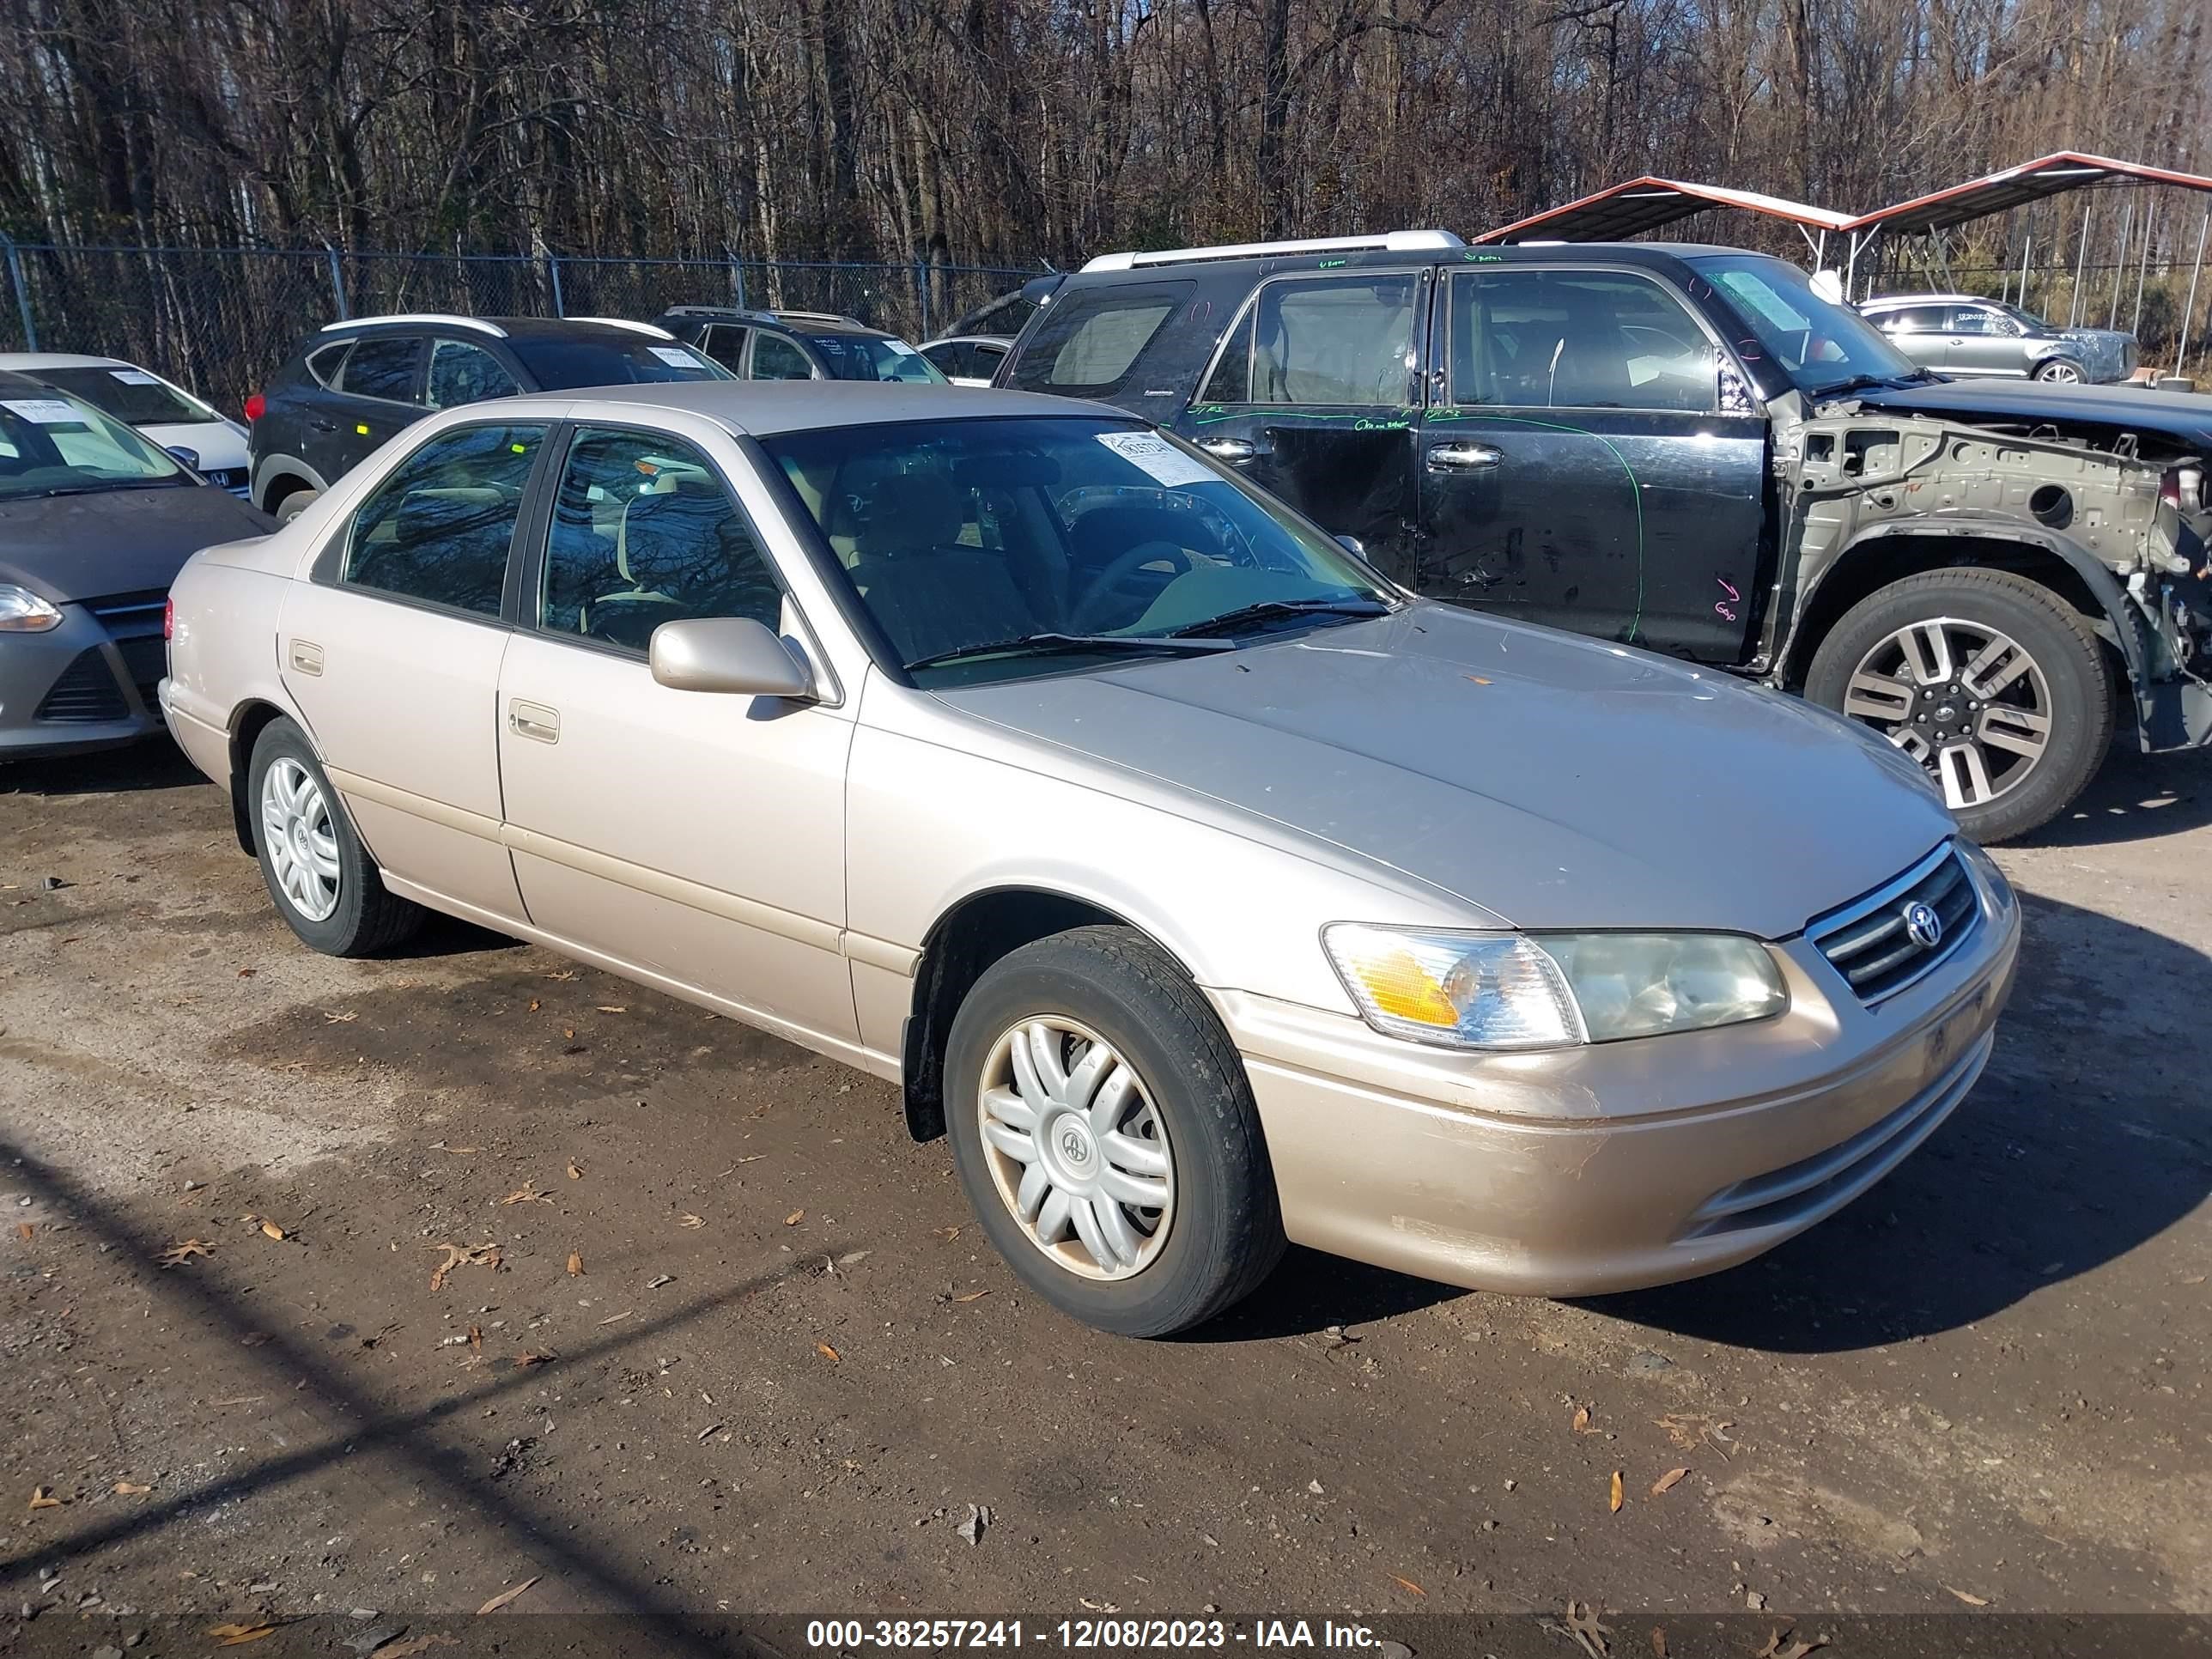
left=902, top=631, right=1236, bottom=672
left=1808, top=372, right=1912, bottom=400
left=1167, top=597, right=1392, bottom=639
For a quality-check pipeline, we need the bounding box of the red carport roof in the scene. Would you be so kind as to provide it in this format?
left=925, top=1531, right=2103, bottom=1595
left=1473, top=177, right=1858, bottom=244
left=1846, top=152, right=2212, bottom=236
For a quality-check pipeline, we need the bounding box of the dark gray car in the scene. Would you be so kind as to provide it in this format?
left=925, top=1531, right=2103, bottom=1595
left=0, top=370, right=274, bottom=759
left=1861, top=293, right=2139, bottom=384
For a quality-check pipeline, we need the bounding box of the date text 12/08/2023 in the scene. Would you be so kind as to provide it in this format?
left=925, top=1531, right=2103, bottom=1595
left=803, top=1620, right=1400, bottom=1650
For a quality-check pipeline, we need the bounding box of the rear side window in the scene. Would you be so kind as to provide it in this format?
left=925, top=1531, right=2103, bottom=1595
left=426, top=339, right=520, bottom=408
left=342, top=423, right=545, bottom=617
left=1008, top=282, right=1192, bottom=396
left=1200, top=275, right=1419, bottom=405
left=336, top=335, right=424, bottom=403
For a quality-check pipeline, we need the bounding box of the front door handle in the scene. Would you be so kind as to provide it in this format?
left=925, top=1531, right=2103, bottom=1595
left=1196, top=437, right=1264, bottom=463
left=1426, top=441, right=1503, bottom=473
left=307, top=417, right=339, bottom=433
left=509, top=700, right=560, bottom=744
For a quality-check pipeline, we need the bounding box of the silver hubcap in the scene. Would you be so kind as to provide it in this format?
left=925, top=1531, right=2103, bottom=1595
left=977, top=1018, right=1173, bottom=1280
left=260, top=757, right=342, bottom=922
left=1842, top=617, right=2052, bottom=811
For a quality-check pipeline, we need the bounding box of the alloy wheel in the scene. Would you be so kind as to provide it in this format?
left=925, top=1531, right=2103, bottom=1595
left=2037, top=361, right=2083, bottom=383
left=1841, top=617, right=2052, bottom=811
left=975, top=1017, right=1174, bottom=1279
left=261, top=757, right=343, bottom=922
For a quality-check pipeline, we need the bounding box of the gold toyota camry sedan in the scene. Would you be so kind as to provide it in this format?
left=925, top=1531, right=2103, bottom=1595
left=161, top=382, right=2019, bottom=1336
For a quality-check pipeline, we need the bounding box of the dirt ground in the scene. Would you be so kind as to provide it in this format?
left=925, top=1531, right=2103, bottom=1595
left=2, top=735, right=2208, bottom=1638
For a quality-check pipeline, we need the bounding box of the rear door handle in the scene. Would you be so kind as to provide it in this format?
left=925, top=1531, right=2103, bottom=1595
left=1196, top=437, right=1265, bottom=463
left=1426, top=441, right=1503, bottom=473
left=307, top=417, right=339, bottom=433
left=509, top=700, right=560, bottom=744
left=288, top=639, right=323, bottom=676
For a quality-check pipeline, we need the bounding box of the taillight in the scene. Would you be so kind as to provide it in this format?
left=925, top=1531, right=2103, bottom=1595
left=244, top=392, right=266, bottom=422
left=163, top=597, right=174, bottom=641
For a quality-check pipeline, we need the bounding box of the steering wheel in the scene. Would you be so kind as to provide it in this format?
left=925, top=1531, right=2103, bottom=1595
left=1070, top=542, right=1192, bottom=633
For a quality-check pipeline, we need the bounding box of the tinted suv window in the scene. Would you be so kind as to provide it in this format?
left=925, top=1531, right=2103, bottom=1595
left=305, top=342, right=350, bottom=386
left=343, top=423, right=544, bottom=616
left=1200, top=275, right=1419, bottom=405
left=427, top=339, right=520, bottom=408
left=1008, top=282, right=1193, bottom=396
left=697, top=324, right=750, bottom=372
left=538, top=426, right=783, bottom=652
left=1449, top=270, right=1716, bottom=411
left=335, top=335, right=423, bottom=403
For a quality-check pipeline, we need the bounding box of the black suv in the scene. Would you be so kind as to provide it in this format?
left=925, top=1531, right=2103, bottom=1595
left=651, top=307, right=945, bottom=384
left=247, top=315, right=728, bottom=519
left=997, top=231, right=2212, bottom=841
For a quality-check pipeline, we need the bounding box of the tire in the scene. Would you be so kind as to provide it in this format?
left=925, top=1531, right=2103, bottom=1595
left=275, top=488, right=319, bottom=524
left=247, top=718, right=424, bottom=956
left=1804, top=567, right=2114, bottom=843
left=2033, top=358, right=2085, bottom=384
left=944, top=925, right=1285, bottom=1336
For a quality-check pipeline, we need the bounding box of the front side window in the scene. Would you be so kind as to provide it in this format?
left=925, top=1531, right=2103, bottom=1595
left=0, top=388, right=188, bottom=501
left=805, top=333, right=945, bottom=384
left=335, top=335, right=424, bottom=403
left=1449, top=270, right=1717, bottom=411
left=1873, top=305, right=1948, bottom=332
left=1948, top=307, right=2016, bottom=337
left=342, top=422, right=544, bottom=617
left=1689, top=252, right=1923, bottom=394
left=748, top=333, right=817, bottom=381
left=504, top=337, right=730, bottom=388
left=538, top=426, right=782, bottom=653
left=1006, top=283, right=1192, bottom=397
left=1200, top=275, right=1419, bottom=406
left=31, top=365, right=219, bottom=428
left=762, top=415, right=1393, bottom=682
left=426, top=339, right=521, bottom=408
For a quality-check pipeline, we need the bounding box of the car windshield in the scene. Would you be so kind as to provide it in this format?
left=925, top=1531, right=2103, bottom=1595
left=762, top=416, right=1395, bottom=684
left=1687, top=252, right=1923, bottom=395
left=31, top=364, right=221, bottom=427
left=805, top=333, right=947, bottom=384
left=0, top=386, right=189, bottom=500
left=505, top=337, right=732, bottom=388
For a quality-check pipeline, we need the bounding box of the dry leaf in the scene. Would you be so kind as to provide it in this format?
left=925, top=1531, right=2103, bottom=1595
left=205, top=1623, right=278, bottom=1645
left=678, top=1213, right=704, bottom=1229
left=1608, top=1469, right=1625, bottom=1513
left=933, top=1224, right=963, bottom=1242
left=236, top=967, right=257, bottom=978
left=1944, top=1585, right=1991, bottom=1607
left=545, top=969, right=578, bottom=981
left=113, top=1480, right=151, bottom=1494
left=562, top=1026, right=575, bottom=1040
left=514, top=1351, right=556, bottom=1368
left=160, top=1237, right=213, bottom=1266
left=258, top=1219, right=287, bottom=1241
left=501, top=1184, right=550, bottom=1205
left=528, top=999, right=540, bottom=1012
left=566, top=1251, right=584, bottom=1276
left=428, top=1241, right=501, bottom=1291
left=15, top=1221, right=30, bottom=1241
left=1571, top=1404, right=1593, bottom=1433
left=1650, top=1630, right=1668, bottom=1659
left=567, top=1160, right=584, bottom=1180
left=1389, top=1574, right=1425, bottom=1597
left=369, top=1636, right=458, bottom=1659
left=476, top=1576, right=540, bottom=1615
left=816, top=1341, right=841, bottom=1362
left=27, top=1486, right=64, bottom=1510
left=322, top=1010, right=356, bottom=1023
left=596, top=1005, right=627, bottom=1013
left=1564, top=1600, right=1611, bottom=1659
left=953, top=1288, right=992, bottom=1304
left=785, top=1209, right=805, bottom=1226
left=1650, top=1467, right=1689, bottom=1496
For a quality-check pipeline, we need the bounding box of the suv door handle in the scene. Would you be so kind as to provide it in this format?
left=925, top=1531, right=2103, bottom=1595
left=1196, top=437, right=1265, bottom=463
left=508, top=700, right=560, bottom=744
left=307, top=417, right=339, bottom=433
left=1426, top=441, right=1503, bottom=472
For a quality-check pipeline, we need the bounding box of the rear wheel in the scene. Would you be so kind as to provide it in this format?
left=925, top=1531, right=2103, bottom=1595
left=248, top=719, right=423, bottom=955
left=1805, top=568, right=2113, bottom=843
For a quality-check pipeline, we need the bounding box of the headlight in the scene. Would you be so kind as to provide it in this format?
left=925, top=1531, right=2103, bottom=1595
left=1953, top=836, right=2015, bottom=921
left=1322, top=923, right=1788, bottom=1050
left=0, top=584, right=64, bottom=633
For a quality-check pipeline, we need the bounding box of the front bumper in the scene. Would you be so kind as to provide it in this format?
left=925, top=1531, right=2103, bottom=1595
left=1211, top=865, right=2021, bottom=1297
left=0, top=601, right=167, bottom=759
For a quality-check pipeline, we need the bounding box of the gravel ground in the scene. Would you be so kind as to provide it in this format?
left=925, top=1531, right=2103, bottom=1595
left=1, top=737, right=2207, bottom=1636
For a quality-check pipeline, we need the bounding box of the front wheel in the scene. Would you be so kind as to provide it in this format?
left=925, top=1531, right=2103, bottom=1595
left=1804, top=568, right=2114, bottom=843
left=944, top=926, right=1285, bottom=1336
left=2033, top=358, right=2085, bottom=384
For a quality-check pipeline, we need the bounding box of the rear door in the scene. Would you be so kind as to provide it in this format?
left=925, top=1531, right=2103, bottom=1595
left=1415, top=264, right=1766, bottom=662
left=1170, top=270, right=1426, bottom=588
left=319, top=332, right=428, bottom=480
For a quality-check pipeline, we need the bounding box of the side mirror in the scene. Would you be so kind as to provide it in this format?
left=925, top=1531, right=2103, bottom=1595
left=649, top=616, right=815, bottom=700
left=166, top=446, right=202, bottom=470
left=1335, top=533, right=1366, bottom=557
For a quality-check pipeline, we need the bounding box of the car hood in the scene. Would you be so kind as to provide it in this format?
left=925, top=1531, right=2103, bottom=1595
left=937, top=605, right=1955, bottom=939
left=0, top=484, right=275, bottom=603
left=1859, top=378, right=2212, bottom=448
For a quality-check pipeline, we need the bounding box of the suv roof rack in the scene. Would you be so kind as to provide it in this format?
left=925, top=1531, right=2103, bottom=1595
left=773, top=309, right=866, bottom=327
left=565, top=316, right=676, bottom=338
left=660, top=304, right=757, bottom=319
left=319, top=313, right=507, bottom=337
left=1080, top=229, right=1466, bottom=273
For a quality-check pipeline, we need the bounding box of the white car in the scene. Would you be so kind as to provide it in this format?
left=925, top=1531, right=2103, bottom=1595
left=917, top=335, right=1012, bottom=387
left=0, top=352, right=251, bottom=495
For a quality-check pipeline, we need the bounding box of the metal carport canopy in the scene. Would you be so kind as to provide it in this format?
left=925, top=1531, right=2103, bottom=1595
left=1473, top=178, right=1858, bottom=245
left=1844, top=151, right=2212, bottom=236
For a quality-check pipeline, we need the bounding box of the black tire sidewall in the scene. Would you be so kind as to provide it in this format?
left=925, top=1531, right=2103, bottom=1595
left=248, top=720, right=384, bottom=954
left=1806, top=573, right=2111, bottom=842
left=944, top=930, right=1279, bottom=1337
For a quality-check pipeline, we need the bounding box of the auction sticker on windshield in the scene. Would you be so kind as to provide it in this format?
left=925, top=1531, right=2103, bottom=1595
left=1097, top=429, right=1215, bottom=489
left=110, top=369, right=164, bottom=386
left=648, top=346, right=702, bottom=368
left=2, top=398, right=84, bottom=425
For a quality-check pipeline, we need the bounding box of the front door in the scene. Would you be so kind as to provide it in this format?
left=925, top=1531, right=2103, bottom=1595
left=495, top=422, right=858, bottom=1047
left=1415, top=265, right=1767, bottom=663
left=1171, top=269, right=1425, bottom=588
left=1871, top=303, right=1952, bottom=372
left=1944, top=304, right=2025, bottom=378
left=277, top=419, right=547, bottom=921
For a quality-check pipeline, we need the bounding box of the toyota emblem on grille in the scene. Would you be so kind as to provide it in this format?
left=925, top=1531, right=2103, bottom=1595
left=1902, top=900, right=1943, bottom=951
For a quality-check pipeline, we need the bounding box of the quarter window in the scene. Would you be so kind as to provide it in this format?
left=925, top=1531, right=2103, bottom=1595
left=334, top=335, right=424, bottom=404
left=342, top=423, right=544, bottom=617
left=1449, top=270, right=1717, bottom=412
left=1008, top=282, right=1192, bottom=396
left=749, top=333, right=815, bottom=381
left=426, top=340, right=520, bottom=408
left=1200, top=275, right=1419, bottom=405
left=538, top=426, right=783, bottom=653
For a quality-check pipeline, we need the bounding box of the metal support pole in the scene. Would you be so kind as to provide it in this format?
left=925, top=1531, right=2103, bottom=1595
left=0, top=234, right=36, bottom=350
left=2070, top=202, right=2094, bottom=325
left=2177, top=210, right=2209, bottom=378
left=2017, top=224, right=2033, bottom=314
left=2107, top=201, right=2131, bottom=328
left=547, top=255, right=565, bottom=318
left=325, top=247, right=349, bottom=320
left=2131, top=200, right=2154, bottom=337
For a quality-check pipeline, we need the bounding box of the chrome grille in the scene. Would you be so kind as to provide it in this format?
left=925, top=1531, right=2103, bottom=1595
left=1807, top=842, right=1981, bottom=1004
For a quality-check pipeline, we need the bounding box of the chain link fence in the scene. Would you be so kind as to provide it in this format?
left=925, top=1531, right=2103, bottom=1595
left=0, top=241, right=1041, bottom=416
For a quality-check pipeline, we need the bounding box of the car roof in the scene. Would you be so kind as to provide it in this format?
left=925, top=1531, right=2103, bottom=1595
left=1057, top=239, right=1767, bottom=284
left=490, top=380, right=1116, bottom=436
left=1861, top=293, right=1986, bottom=306
left=659, top=307, right=892, bottom=339
left=318, top=315, right=667, bottom=342
left=0, top=351, right=135, bottom=371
